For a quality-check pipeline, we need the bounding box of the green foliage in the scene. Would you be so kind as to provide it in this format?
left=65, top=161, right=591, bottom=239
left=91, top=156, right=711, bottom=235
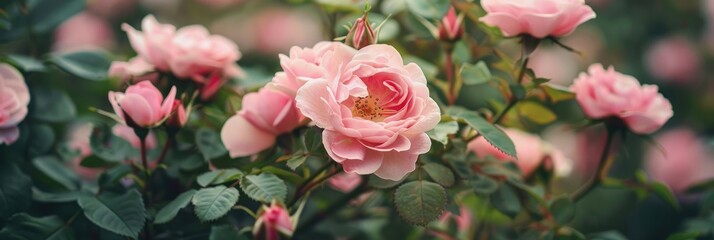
left=517, top=101, right=557, bottom=125
left=49, top=51, right=111, bottom=81
left=196, top=127, right=228, bottom=161
left=197, top=169, right=244, bottom=187
left=541, top=84, right=575, bottom=103
left=460, top=61, right=493, bottom=85
left=0, top=0, right=84, bottom=43
left=90, top=124, right=132, bottom=162
left=490, top=184, right=521, bottom=219
left=550, top=196, right=575, bottom=225
left=394, top=180, right=447, bottom=225
left=32, top=156, right=79, bottom=191
left=0, top=161, right=32, bottom=219
left=0, top=213, right=70, bottom=240
left=240, top=172, right=288, bottom=203
left=209, top=225, right=246, bottom=240
left=155, top=190, right=197, bottom=224
left=421, top=163, right=455, bottom=187
left=426, top=120, right=458, bottom=146
left=446, top=107, right=517, bottom=158
left=406, top=0, right=450, bottom=19
left=2, top=54, right=46, bottom=72
left=78, top=190, right=146, bottom=239
left=192, top=186, right=240, bottom=222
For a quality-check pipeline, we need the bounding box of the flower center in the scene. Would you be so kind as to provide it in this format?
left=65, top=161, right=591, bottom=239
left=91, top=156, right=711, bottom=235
left=352, top=95, right=390, bottom=121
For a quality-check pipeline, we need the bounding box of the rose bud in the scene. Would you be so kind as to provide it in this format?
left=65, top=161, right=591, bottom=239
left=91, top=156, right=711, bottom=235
left=253, top=202, right=294, bottom=240
left=345, top=13, right=376, bottom=50
left=165, top=99, right=187, bottom=128
left=108, top=81, right=177, bottom=128
left=437, top=6, right=463, bottom=42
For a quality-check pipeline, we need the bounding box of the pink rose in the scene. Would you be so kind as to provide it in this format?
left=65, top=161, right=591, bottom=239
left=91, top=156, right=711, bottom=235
left=296, top=44, right=441, bottom=180
left=269, top=41, right=356, bottom=96
left=645, top=37, right=700, bottom=84
left=122, top=15, right=175, bottom=71
left=168, top=25, right=242, bottom=82
left=328, top=173, right=362, bottom=193
left=646, top=128, right=714, bottom=194
left=112, top=124, right=157, bottom=149
left=253, top=202, right=294, bottom=240
left=221, top=87, right=302, bottom=157
left=570, top=64, right=673, bottom=134
left=480, top=0, right=596, bottom=38
left=53, top=12, right=116, bottom=52
left=165, top=100, right=187, bottom=128
left=108, top=81, right=177, bottom=128
left=438, top=6, right=463, bottom=42
left=0, top=64, right=30, bottom=145
left=66, top=123, right=99, bottom=180
left=108, top=57, right=157, bottom=83
left=468, top=128, right=571, bottom=177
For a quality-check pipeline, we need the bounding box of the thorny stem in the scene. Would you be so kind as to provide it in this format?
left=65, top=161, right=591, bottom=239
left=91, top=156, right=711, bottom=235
left=570, top=127, right=617, bottom=202
left=154, top=134, right=174, bottom=166
left=491, top=44, right=531, bottom=125
left=289, top=162, right=336, bottom=207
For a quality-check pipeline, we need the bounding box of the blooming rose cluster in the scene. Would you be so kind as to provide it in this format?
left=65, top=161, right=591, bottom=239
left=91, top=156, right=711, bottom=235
left=110, top=15, right=242, bottom=100
left=0, top=64, right=30, bottom=145
left=222, top=41, right=440, bottom=180
left=480, top=0, right=596, bottom=38
left=571, top=64, right=673, bottom=134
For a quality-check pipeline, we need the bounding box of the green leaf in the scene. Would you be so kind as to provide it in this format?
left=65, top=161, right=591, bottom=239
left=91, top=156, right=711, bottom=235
left=426, top=121, right=458, bottom=146
left=406, top=0, right=450, bottom=19
left=381, top=0, right=406, bottom=14
left=589, top=231, right=628, bottom=240
left=32, top=188, right=82, bottom=203
left=3, top=54, right=46, bottom=72
left=394, top=181, right=447, bottom=225
left=32, top=156, right=79, bottom=191
left=0, top=213, right=69, bottom=240
left=517, top=101, right=557, bottom=125
left=155, top=190, right=197, bottom=224
left=209, top=225, right=246, bottom=240
left=369, top=175, right=404, bottom=189
left=196, top=169, right=244, bottom=187
left=0, top=0, right=84, bottom=43
left=666, top=232, right=701, bottom=240
left=29, top=87, right=76, bottom=123
left=49, top=51, right=111, bottom=81
left=90, top=125, right=131, bottom=162
left=550, top=196, right=575, bottom=225
left=422, top=163, right=455, bottom=187
left=460, top=61, right=493, bottom=85
left=196, top=127, right=228, bottom=161
left=541, top=84, right=575, bottom=103
left=446, top=107, right=517, bottom=158
left=192, top=186, right=240, bottom=222
left=469, top=174, right=499, bottom=195
left=0, top=161, right=32, bottom=219
left=98, top=165, right=132, bottom=189
left=240, top=173, right=288, bottom=203
left=78, top=190, right=146, bottom=239
left=26, top=123, right=56, bottom=157
left=303, top=127, right=323, bottom=152
left=650, top=181, right=680, bottom=210
left=286, top=154, right=308, bottom=171
left=490, top=184, right=521, bottom=218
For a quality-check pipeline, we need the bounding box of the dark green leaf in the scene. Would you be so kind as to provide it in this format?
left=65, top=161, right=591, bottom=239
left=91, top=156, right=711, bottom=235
left=303, top=127, right=323, bottom=152
left=32, top=156, right=79, bottom=191
left=98, top=165, right=132, bottom=189
left=394, top=181, right=447, bottom=225
left=650, top=181, right=680, bottom=210
left=422, top=163, right=455, bottom=187
left=196, top=169, right=244, bottom=187
left=550, top=196, right=575, bottom=225
left=0, top=161, right=32, bottom=219
left=32, top=188, right=82, bottom=203
left=0, top=0, right=84, bottom=43
left=192, top=186, right=240, bottom=222
left=369, top=175, right=404, bottom=189
left=490, top=184, right=521, bottom=218
left=155, top=190, right=197, bottom=224
left=209, top=225, right=246, bottom=240
left=446, top=107, right=517, bottom=158
left=30, top=87, right=76, bottom=123
left=0, top=213, right=69, bottom=240
left=406, top=0, right=450, bottom=19
left=26, top=123, right=55, bottom=157
left=3, top=54, right=45, bottom=72
left=460, top=61, right=492, bottom=85
left=78, top=190, right=146, bottom=238
left=426, top=121, right=458, bottom=146
left=196, top=127, right=228, bottom=161
left=90, top=125, right=131, bottom=162
left=240, top=173, right=287, bottom=203
left=589, top=231, right=629, bottom=240
left=49, top=51, right=111, bottom=81
left=469, top=174, right=499, bottom=195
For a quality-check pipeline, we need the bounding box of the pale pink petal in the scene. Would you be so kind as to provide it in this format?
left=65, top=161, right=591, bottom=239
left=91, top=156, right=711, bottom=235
left=221, top=115, right=276, bottom=157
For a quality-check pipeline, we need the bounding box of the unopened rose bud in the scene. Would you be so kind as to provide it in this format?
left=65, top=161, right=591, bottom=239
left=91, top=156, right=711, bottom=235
left=199, top=73, right=224, bottom=102
left=438, top=6, right=463, bottom=42
left=253, top=202, right=294, bottom=240
left=165, top=100, right=187, bottom=128
left=345, top=13, right=376, bottom=49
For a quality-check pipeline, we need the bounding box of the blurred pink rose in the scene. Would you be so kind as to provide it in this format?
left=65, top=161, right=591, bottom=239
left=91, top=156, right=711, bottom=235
left=253, top=202, right=294, bottom=240
left=122, top=15, right=175, bottom=71
left=527, top=47, right=579, bottom=86
left=438, top=6, right=463, bottom=42
left=168, top=25, right=242, bottom=82
left=53, top=12, right=115, bottom=52
left=0, top=64, right=29, bottom=145
left=87, top=0, right=138, bottom=19
left=296, top=44, right=441, bottom=180
left=212, top=8, right=323, bottom=55
left=645, top=37, right=700, bottom=84
left=571, top=64, right=673, bottom=134
left=108, top=81, right=177, bottom=128
left=468, top=128, right=572, bottom=177
left=646, top=128, right=714, bottom=194
left=195, top=0, right=242, bottom=8
left=480, top=0, right=596, bottom=38
left=221, top=88, right=302, bottom=157
left=328, top=173, right=362, bottom=193
left=431, top=207, right=473, bottom=240
left=165, top=100, right=187, bottom=128
left=542, top=125, right=606, bottom=182
left=108, top=57, right=157, bottom=83
left=112, top=124, right=158, bottom=149
left=66, top=123, right=99, bottom=180
left=270, top=41, right=356, bottom=96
